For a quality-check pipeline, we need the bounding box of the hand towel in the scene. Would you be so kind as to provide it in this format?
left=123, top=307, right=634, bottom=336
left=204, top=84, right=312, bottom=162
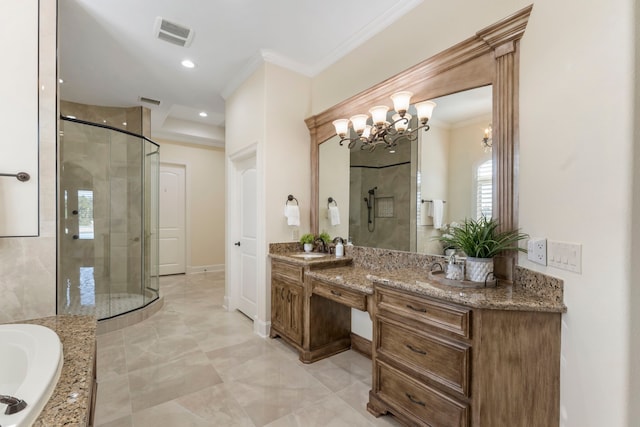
left=432, top=199, right=444, bottom=229
left=284, top=205, right=300, bottom=226
left=329, top=206, right=341, bottom=226
left=419, top=201, right=433, bottom=226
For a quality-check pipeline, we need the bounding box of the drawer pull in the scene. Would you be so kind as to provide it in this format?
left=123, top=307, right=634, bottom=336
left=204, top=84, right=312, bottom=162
left=330, top=290, right=342, bottom=297
left=406, top=304, right=427, bottom=313
left=405, top=393, right=426, bottom=407
left=406, top=344, right=427, bottom=355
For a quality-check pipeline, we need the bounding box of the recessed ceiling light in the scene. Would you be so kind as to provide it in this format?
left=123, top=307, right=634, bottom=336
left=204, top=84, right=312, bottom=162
left=58, top=78, right=64, bottom=84
left=66, top=115, right=76, bottom=119
left=199, top=112, right=208, bottom=117
left=181, top=59, right=195, bottom=68
left=122, top=122, right=127, bottom=126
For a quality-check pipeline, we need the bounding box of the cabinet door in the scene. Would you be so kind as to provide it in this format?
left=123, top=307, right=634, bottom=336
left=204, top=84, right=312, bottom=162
left=287, top=284, right=303, bottom=346
left=272, top=279, right=286, bottom=332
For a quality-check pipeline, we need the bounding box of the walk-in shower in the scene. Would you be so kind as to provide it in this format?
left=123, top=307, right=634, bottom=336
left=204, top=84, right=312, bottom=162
left=57, top=117, right=159, bottom=320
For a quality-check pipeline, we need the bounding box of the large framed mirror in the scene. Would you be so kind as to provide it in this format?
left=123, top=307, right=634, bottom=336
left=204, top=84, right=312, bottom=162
left=306, top=6, right=533, bottom=277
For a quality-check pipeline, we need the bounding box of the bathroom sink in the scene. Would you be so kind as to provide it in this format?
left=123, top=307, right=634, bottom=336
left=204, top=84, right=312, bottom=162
left=288, top=253, right=329, bottom=259
left=0, top=324, right=63, bottom=427
left=428, top=270, right=495, bottom=289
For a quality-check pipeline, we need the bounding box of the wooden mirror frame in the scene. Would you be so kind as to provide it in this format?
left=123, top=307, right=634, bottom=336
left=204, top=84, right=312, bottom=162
left=305, top=6, right=532, bottom=274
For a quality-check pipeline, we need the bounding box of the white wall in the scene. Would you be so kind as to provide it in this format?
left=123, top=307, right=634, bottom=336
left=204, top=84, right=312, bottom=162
left=0, top=0, right=39, bottom=236
left=157, top=138, right=226, bottom=271
left=447, top=117, right=492, bottom=222
left=319, top=135, right=350, bottom=239
left=225, top=63, right=311, bottom=336
left=309, top=0, right=638, bottom=425
left=518, top=1, right=634, bottom=425
left=0, top=0, right=57, bottom=322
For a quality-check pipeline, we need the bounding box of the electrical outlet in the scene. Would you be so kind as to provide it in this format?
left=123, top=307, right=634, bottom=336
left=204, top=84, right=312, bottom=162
left=291, top=228, right=299, bottom=241
left=527, top=238, right=547, bottom=266
left=548, top=241, right=582, bottom=273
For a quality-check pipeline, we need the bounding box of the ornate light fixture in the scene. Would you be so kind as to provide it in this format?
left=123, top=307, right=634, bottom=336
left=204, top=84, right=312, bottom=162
left=332, top=91, right=436, bottom=151
left=482, top=124, right=493, bottom=152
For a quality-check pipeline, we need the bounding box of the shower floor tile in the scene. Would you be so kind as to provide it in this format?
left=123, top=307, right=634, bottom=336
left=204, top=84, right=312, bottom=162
left=60, top=292, right=146, bottom=319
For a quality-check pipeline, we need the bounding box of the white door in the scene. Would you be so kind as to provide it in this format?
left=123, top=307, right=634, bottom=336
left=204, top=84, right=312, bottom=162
left=235, top=156, right=257, bottom=318
left=159, top=164, right=186, bottom=275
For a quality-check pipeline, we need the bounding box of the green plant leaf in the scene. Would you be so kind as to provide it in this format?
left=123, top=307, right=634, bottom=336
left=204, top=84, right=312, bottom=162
left=432, top=217, right=528, bottom=258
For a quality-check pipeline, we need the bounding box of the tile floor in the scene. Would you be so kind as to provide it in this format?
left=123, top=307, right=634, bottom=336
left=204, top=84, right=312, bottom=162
left=94, top=272, right=402, bottom=426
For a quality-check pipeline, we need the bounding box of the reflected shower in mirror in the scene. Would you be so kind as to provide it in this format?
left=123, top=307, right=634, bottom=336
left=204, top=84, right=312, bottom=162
left=318, top=85, right=492, bottom=255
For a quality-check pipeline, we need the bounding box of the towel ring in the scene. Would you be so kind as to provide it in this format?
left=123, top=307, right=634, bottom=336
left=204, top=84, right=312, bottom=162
left=286, top=194, right=299, bottom=205
left=328, top=197, right=338, bottom=207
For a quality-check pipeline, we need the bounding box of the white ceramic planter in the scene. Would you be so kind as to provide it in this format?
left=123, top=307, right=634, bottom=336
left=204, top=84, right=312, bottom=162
left=465, top=257, right=494, bottom=282
left=303, top=243, right=313, bottom=253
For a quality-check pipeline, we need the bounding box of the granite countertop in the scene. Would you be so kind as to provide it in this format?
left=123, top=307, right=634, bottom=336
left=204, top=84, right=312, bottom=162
left=368, top=269, right=566, bottom=313
left=304, top=262, right=566, bottom=313
left=306, top=266, right=374, bottom=294
left=269, top=252, right=353, bottom=268
left=19, top=315, right=97, bottom=427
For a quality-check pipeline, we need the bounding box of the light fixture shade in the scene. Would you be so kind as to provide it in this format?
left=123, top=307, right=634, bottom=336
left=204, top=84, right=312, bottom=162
left=390, top=91, right=413, bottom=115
left=332, top=119, right=350, bottom=138
left=369, top=106, right=389, bottom=125
left=362, top=125, right=372, bottom=139
left=349, top=114, right=369, bottom=134
left=393, top=113, right=410, bottom=132
left=415, top=100, right=436, bottom=123
left=484, top=124, right=492, bottom=138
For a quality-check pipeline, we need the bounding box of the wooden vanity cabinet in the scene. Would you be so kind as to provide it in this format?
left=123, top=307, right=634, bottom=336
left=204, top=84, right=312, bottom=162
left=270, top=260, right=304, bottom=346
left=269, top=258, right=356, bottom=363
left=368, top=284, right=561, bottom=427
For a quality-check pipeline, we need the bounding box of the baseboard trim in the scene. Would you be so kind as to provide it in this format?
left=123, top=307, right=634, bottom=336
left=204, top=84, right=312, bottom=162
left=187, top=264, right=224, bottom=274
left=350, top=332, right=372, bottom=359
left=254, top=316, right=271, bottom=338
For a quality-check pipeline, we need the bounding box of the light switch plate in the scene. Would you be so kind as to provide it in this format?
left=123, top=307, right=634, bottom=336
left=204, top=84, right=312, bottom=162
left=527, top=238, right=547, bottom=266
left=548, top=241, right=582, bottom=273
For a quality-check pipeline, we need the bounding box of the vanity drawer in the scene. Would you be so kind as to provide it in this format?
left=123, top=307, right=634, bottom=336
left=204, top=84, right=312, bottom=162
left=376, top=361, right=469, bottom=427
left=377, top=287, right=471, bottom=339
left=272, top=261, right=304, bottom=283
left=378, top=319, right=470, bottom=396
left=312, top=279, right=367, bottom=311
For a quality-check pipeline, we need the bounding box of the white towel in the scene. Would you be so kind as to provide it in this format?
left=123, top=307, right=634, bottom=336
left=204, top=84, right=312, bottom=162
left=328, top=206, right=341, bottom=226
left=432, top=200, right=444, bottom=229
left=419, top=201, right=433, bottom=226
left=284, top=205, right=300, bottom=226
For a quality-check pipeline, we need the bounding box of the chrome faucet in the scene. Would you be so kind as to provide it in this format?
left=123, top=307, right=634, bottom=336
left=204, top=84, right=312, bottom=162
left=313, top=237, right=327, bottom=253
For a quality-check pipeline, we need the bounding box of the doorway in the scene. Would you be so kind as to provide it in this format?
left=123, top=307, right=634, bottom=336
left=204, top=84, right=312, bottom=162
left=159, top=164, right=186, bottom=275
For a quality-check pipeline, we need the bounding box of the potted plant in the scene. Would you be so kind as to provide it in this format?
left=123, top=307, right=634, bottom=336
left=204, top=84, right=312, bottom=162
left=436, top=217, right=528, bottom=282
left=300, top=233, right=316, bottom=252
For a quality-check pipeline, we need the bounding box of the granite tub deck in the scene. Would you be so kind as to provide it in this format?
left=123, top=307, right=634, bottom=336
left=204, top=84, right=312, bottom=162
left=18, top=315, right=97, bottom=427
left=271, top=248, right=566, bottom=313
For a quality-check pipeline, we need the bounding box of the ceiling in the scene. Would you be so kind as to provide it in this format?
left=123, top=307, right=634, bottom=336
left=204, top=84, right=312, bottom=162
left=58, top=0, right=424, bottom=147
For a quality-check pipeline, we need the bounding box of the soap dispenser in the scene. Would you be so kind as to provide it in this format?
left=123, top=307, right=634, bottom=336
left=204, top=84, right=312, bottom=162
left=334, top=237, right=344, bottom=258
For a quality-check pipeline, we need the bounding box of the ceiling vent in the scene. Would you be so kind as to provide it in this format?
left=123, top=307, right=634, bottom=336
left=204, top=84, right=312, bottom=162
left=153, top=17, right=194, bottom=47
left=139, top=96, right=161, bottom=106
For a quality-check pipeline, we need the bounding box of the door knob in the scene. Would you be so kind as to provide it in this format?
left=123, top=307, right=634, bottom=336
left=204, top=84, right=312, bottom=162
left=72, top=235, right=79, bottom=240
left=234, top=241, right=241, bottom=246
